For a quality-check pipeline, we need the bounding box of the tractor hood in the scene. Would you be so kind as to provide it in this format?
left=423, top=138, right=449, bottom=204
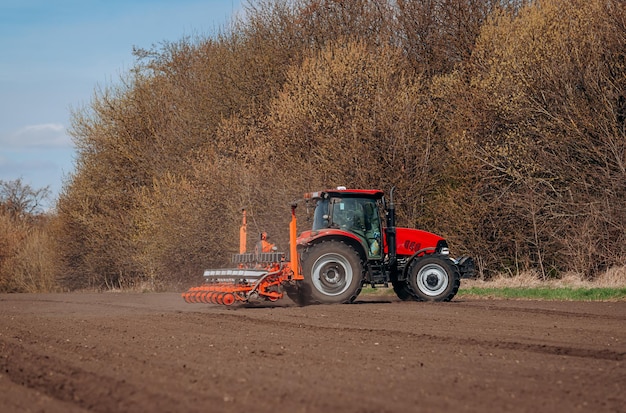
left=389, top=227, right=446, bottom=256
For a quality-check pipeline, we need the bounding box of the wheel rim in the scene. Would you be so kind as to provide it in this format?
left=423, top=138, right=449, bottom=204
left=416, top=263, right=449, bottom=296
left=311, top=253, right=353, bottom=296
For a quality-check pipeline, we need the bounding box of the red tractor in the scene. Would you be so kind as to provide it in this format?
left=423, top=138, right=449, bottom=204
left=182, top=187, right=474, bottom=306
left=290, top=187, right=474, bottom=304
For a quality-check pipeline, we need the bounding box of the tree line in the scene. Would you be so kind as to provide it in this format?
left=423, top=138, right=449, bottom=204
left=1, top=0, right=624, bottom=291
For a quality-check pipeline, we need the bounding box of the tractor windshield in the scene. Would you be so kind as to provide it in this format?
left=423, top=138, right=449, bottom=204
left=311, top=198, right=366, bottom=231
left=312, top=199, right=330, bottom=230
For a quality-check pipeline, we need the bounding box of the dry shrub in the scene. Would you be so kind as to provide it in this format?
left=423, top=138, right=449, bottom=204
left=447, top=0, right=626, bottom=277
left=265, top=38, right=443, bottom=222
left=8, top=228, right=60, bottom=293
left=0, top=213, right=59, bottom=293
left=132, top=168, right=242, bottom=290
left=0, top=213, right=27, bottom=292
left=395, top=0, right=523, bottom=76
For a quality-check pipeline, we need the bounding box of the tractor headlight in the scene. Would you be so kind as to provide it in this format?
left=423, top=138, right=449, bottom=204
left=435, top=240, right=450, bottom=255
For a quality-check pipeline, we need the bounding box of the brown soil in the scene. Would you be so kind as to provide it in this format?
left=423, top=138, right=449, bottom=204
left=0, top=292, right=624, bottom=413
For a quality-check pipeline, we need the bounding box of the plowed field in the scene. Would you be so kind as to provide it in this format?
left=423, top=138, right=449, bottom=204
left=1, top=293, right=624, bottom=412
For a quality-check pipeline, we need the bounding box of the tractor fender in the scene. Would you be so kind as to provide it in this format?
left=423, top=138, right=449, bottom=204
left=401, top=238, right=452, bottom=279
left=401, top=247, right=437, bottom=280
left=297, top=229, right=369, bottom=261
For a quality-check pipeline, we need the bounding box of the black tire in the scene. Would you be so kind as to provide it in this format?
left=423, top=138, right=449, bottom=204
left=284, top=283, right=308, bottom=306
left=392, top=280, right=416, bottom=301
left=406, top=254, right=460, bottom=302
left=300, top=241, right=364, bottom=304
left=390, top=269, right=416, bottom=301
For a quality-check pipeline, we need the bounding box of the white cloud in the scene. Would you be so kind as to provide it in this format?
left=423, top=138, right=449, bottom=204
left=3, top=123, right=73, bottom=148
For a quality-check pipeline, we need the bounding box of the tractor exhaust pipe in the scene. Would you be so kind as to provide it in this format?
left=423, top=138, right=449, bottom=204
left=386, top=187, right=397, bottom=270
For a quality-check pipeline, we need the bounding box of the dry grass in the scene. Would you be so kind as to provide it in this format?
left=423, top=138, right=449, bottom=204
left=463, top=266, right=626, bottom=289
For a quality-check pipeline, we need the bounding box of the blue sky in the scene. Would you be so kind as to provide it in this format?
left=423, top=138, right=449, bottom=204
left=0, top=0, right=241, bottom=209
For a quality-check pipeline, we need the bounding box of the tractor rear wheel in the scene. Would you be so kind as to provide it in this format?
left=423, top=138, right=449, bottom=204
left=284, top=283, right=308, bottom=306
left=300, top=241, right=364, bottom=304
left=406, top=254, right=460, bottom=302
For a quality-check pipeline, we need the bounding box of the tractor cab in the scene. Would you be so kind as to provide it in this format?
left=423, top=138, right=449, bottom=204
left=304, top=188, right=385, bottom=259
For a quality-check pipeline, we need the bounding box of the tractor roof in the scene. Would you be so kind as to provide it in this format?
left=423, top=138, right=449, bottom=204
left=304, top=187, right=384, bottom=200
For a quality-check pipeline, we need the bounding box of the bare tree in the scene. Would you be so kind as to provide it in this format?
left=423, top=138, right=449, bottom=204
left=0, top=179, right=50, bottom=218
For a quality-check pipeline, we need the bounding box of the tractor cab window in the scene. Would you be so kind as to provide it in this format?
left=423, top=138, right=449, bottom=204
left=311, top=198, right=365, bottom=232
left=329, top=198, right=361, bottom=231
left=335, top=199, right=383, bottom=254
left=362, top=200, right=381, bottom=235
left=362, top=200, right=382, bottom=257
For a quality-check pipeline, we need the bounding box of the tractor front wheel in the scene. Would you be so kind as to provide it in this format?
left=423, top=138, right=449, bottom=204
left=407, top=255, right=460, bottom=302
left=392, top=280, right=415, bottom=301
left=300, top=241, right=364, bottom=304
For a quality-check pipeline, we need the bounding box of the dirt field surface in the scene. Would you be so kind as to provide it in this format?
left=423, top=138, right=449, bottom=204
left=0, top=293, right=624, bottom=413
